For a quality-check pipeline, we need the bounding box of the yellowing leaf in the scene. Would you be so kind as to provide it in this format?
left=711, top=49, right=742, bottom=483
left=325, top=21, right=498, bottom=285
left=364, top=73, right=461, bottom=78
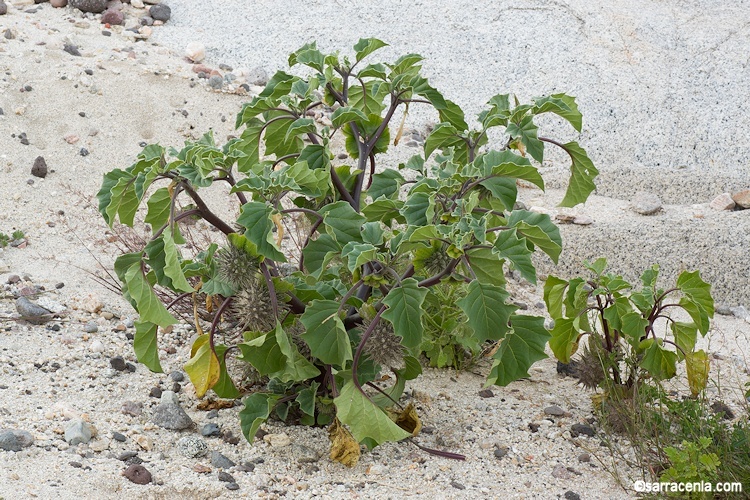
left=394, top=402, right=422, bottom=436
left=328, top=418, right=360, bottom=468
left=685, top=350, right=710, bottom=397
left=185, top=335, right=220, bottom=398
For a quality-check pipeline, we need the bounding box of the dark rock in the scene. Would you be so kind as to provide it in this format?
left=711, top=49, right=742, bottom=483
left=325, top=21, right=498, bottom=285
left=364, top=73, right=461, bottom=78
left=171, top=382, right=181, bottom=393
left=557, top=360, right=579, bottom=377
left=570, top=423, right=596, bottom=438
left=226, top=483, right=240, bottom=491
left=208, top=75, right=224, bottom=89
left=493, top=447, right=508, bottom=459
left=478, top=389, right=494, bottom=398
left=211, top=451, right=235, bottom=469
left=80, top=148, right=89, bottom=157
left=201, top=423, right=221, bottom=437
left=578, top=453, right=590, bottom=463
left=117, top=451, right=138, bottom=461
left=3, top=28, right=13, bottom=40
left=450, top=481, right=465, bottom=490
left=15, top=297, right=54, bottom=324
left=69, top=461, right=83, bottom=468
left=236, top=463, right=255, bottom=472
left=7, top=275, right=21, bottom=284
left=110, top=356, right=127, bottom=371
left=0, top=431, right=21, bottom=452
left=126, top=456, right=143, bottom=465
left=0, top=3, right=7, bottom=15
left=122, top=464, right=152, bottom=485
left=169, top=371, right=184, bottom=382
left=543, top=405, right=565, bottom=416
left=112, top=432, right=127, bottom=442
left=218, top=471, right=235, bottom=483
left=31, top=156, right=48, bottom=178
left=63, top=44, right=82, bottom=57
left=152, top=402, right=193, bottom=430
left=69, top=0, right=107, bottom=13
left=102, top=30, right=111, bottom=36
left=206, top=409, right=218, bottom=419
left=148, top=3, right=170, bottom=21
left=528, top=422, right=540, bottom=433
left=221, top=430, right=240, bottom=445
left=100, top=9, right=124, bottom=25
left=711, top=401, right=735, bottom=420
left=125, top=363, right=136, bottom=372
left=564, top=491, right=581, bottom=500
left=149, top=387, right=162, bottom=398
left=140, top=16, right=154, bottom=26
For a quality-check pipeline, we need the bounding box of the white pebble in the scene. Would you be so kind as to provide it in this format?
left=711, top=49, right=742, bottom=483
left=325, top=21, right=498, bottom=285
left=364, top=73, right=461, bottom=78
left=185, top=42, right=206, bottom=63
left=89, top=340, right=105, bottom=353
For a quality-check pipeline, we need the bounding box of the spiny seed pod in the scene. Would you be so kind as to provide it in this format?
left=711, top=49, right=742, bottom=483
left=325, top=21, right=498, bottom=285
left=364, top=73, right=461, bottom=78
left=421, top=243, right=452, bottom=276
left=230, top=281, right=280, bottom=333
left=364, top=319, right=405, bottom=371
left=576, top=334, right=607, bottom=390
left=214, top=244, right=260, bottom=290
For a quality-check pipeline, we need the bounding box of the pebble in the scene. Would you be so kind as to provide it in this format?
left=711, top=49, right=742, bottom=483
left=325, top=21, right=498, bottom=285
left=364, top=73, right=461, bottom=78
left=152, top=401, right=193, bottom=430
left=564, top=491, right=581, bottom=500
left=89, top=340, right=105, bottom=353
left=121, top=401, right=143, bottom=417
left=208, top=75, right=224, bottom=89
left=169, top=371, right=184, bottom=382
left=0, top=429, right=34, bottom=451
left=84, top=321, right=99, bottom=333
left=0, top=2, right=6, bottom=15
left=543, top=405, right=565, bottom=416
left=63, top=44, right=82, bottom=57
left=100, top=9, right=124, bottom=25
left=176, top=436, right=207, bottom=458
left=64, top=419, right=93, bottom=445
left=117, top=451, right=138, bottom=461
left=263, top=433, right=291, bottom=448
left=122, top=464, right=152, bottom=485
left=218, top=471, right=235, bottom=482
left=291, top=444, right=321, bottom=464
left=226, top=483, right=240, bottom=491
left=578, top=453, right=590, bottom=462
left=570, top=423, right=595, bottom=438
left=733, top=189, right=750, bottom=209
left=15, top=297, right=54, bottom=324
left=51, top=0, right=67, bottom=6
left=185, top=42, right=205, bottom=63
left=149, top=387, right=163, bottom=398
left=201, top=423, right=221, bottom=437
left=630, top=192, right=662, bottom=215
left=494, top=446, right=509, bottom=459
left=709, top=193, right=736, bottom=211
left=210, top=451, right=235, bottom=469
left=110, top=356, right=127, bottom=371
left=451, top=481, right=466, bottom=490
left=573, top=215, right=593, bottom=225
left=246, top=66, right=268, bottom=86
left=31, top=156, right=48, bottom=178
left=478, top=389, right=494, bottom=398
left=206, top=409, right=218, bottom=419
left=148, top=3, right=170, bottom=21
left=131, top=0, right=144, bottom=8
left=730, top=306, right=750, bottom=321
left=552, top=464, right=576, bottom=479
left=90, top=439, right=110, bottom=452
left=112, top=432, right=127, bottom=442
left=160, top=390, right=179, bottom=405
left=70, top=0, right=108, bottom=13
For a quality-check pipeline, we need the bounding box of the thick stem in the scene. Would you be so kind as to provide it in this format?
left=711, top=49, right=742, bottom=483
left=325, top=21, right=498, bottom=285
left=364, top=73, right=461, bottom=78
left=209, top=296, right=234, bottom=355
left=259, top=261, right=279, bottom=319
left=181, top=183, right=236, bottom=235
left=418, top=259, right=459, bottom=288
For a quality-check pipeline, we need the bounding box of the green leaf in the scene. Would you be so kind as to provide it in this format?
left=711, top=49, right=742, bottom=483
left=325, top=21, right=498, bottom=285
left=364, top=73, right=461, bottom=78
left=475, top=150, right=544, bottom=190
left=602, top=296, right=634, bottom=331
left=233, top=118, right=265, bottom=174
left=620, top=312, right=649, bottom=346
left=330, top=106, right=370, bottom=129
left=239, top=393, right=281, bottom=444
left=508, top=210, right=562, bottom=263
left=237, top=202, right=286, bottom=262
left=457, top=281, right=515, bottom=342
left=259, top=70, right=296, bottom=100
left=381, top=278, right=429, bottom=348
left=641, top=341, right=678, bottom=380
left=143, top=187, right=171, bottom=233
left=98, top=169, right=130, bottom=226
left=543, top=275, right=568, bottom=319
left=184, top=334, right=220, bottom=398
left=342, top=112, right=390, bottom=158
left=353, top=38, right=388, bottom=62
left=533, top=94, right=583, bottom=132
left=369, top=170, right=405, bottom=200
left=584, top=257, right=608, bottom=276
left=672, top=321, right=699, bottom=355
left=487, top=315, right=550, bottom=386
left=282, top=161, right=329, bottom=198
left=334, top=380, right=411, bottom=445
left=238, top=330, right=286, bottom=376
left=124, top=262, right=177, bottom=328
left=479, top=177, right=517, bottom=212
left=361, top=222, right=384, bottom=246
left=507, top=116, right=544, bottom=163
left=263, top=111, right=304, bottom=159
left=300, top=300, right=352, bottom=366
left=284, top=117, right=317, bottom=142
left=302, top=234, right=341, bottom=277
left=161, top=227, right=194, bottom=293
left=685, top=350, right=709, bottom=397
left=494, top=228, right=536, bottom=284
left=133, top=321, right=163, bottom=373
left=465, top=247, right=506, bottom=287
left=423, top=122, right=465, bottom=160
left=676, top=270, right=714, bottom=332
left=296, top=382, right=320, bottom=417
left=402, top=192, right=432, bottom=226
left=288, top=43, right=324, bottom=72
left=557, top=142, right=599, bottom=208
left=348, top=81, right=389, bottom=117
left=549, top=317, right=579, bottom=363
left=270, top=322, right=320, bottom=383
left=321, top=201, right=367, bottom=244
left=341, top=242, right=378, bottom=273
left=212, top=344, right=240, bottom=399
left=362, top=198, right=405, bottom=225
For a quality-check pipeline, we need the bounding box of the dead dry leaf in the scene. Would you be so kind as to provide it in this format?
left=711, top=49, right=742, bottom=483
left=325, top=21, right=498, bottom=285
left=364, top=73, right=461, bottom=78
left=328, top=418, right=360, bottom=468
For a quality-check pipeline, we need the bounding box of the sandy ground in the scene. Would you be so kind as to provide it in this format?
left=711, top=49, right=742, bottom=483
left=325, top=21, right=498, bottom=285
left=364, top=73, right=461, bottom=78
left=0, top=3, right=748, bottom=499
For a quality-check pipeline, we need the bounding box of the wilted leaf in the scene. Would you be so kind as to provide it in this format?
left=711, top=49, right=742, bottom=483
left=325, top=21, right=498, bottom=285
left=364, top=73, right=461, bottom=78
left=328, top=418, right=361, bottom=467
left=393, top=402, right=422, bottom=436
left=685, top=350, right=710, bottom=397
left=184, top=335, right=220, bottom=398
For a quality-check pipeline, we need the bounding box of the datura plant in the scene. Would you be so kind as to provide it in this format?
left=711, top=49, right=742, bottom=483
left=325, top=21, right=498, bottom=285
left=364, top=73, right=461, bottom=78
left=98, top=39, right=598, bottom=465
left=544, top=258, right=715, bottom=397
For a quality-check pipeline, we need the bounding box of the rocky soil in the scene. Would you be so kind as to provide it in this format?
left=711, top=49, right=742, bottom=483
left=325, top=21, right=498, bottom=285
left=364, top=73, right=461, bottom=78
left=0, top=1, right=748, bottom=499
